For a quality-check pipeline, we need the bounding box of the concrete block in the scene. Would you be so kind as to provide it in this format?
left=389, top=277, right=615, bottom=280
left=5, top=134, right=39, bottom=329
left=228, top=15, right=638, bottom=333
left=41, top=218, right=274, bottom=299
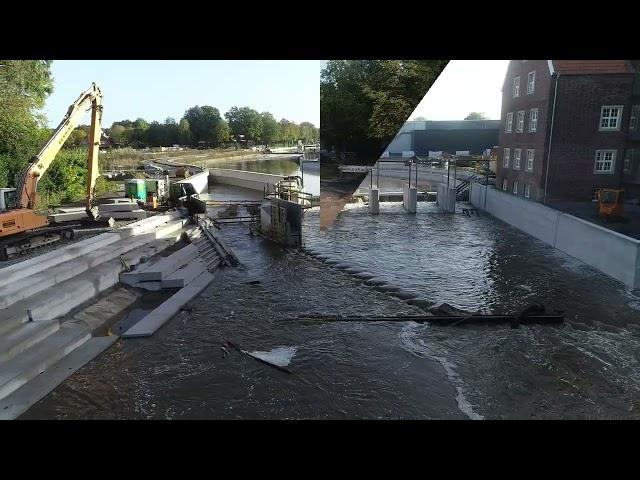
left=0, top=324, right=91, bottom=401
left=102, top=197, right=133, bottom=204
left=106, top=210, right=146, bottom=220
left=161, top=259, right=206, bottom=288
left=98, top=203, right=139, bottom=212
left=0, top=320, right=60, bottom=363
left=0, top=335, right=118, bottom=420
left=128, top=243, right=199, bottom=282
left=49, top=211, right=90, bottom=223
left=122, top=271, right=214, bottom=338
left=0, top=233, right=123, bottom=289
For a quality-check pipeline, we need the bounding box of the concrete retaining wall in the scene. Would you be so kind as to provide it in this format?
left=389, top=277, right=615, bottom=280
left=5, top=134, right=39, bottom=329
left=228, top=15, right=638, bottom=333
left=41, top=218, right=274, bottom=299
left=176, top=169, right=209, bottom=194
left=208, top=168, right=285, bottom=192
left=470, top=183, right=640, bottom=289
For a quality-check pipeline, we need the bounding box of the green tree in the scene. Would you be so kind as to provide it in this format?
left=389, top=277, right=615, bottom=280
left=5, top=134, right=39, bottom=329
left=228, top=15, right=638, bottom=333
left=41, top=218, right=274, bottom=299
left=109, top=123, right=126, bottom=145
left=64, top=127, right=88, bottom=147
left=464, top=112, right=488, bottom=120
left=259, top=112, right=279, bottom=146
left=216, top=118, right=231, bottom=146
left=178, top=118, right=192, bottom=146
left=225, top=106, right=263, bottom=143
left=183, top=105, right=223, bottom=146
left=0, top=60, right=54, bottom=187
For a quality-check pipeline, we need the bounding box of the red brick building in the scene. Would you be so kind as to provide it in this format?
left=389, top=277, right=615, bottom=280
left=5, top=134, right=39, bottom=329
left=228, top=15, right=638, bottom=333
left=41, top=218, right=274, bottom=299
left=497, top=60, right=640, bottom=203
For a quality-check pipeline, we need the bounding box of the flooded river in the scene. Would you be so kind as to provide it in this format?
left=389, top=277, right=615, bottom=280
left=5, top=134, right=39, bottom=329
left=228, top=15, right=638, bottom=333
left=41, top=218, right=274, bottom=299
left=21, top=198, right=640, bottom=420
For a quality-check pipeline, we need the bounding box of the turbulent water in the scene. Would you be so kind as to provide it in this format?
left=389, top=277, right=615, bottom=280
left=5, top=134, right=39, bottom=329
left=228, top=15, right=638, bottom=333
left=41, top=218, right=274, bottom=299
left=22, top=200, right=640, bottom=419
left=303, top=202, right=640, bottom=419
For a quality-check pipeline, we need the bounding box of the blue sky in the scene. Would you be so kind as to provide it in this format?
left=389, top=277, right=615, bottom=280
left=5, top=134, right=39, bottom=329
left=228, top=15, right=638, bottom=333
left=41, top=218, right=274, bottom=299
left=42, top=60, right=321, bottom=128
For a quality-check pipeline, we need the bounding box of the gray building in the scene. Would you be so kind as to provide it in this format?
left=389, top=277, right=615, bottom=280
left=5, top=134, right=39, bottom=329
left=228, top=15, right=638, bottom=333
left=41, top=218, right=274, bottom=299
left=385, top=120, right=500, bottom=156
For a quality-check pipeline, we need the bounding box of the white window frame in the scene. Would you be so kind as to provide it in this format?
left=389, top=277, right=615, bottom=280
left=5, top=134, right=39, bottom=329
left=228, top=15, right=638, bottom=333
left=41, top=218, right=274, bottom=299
left=505, top=112, right=513, bottom=133
left=524, top=183, right=531, bottom=199
left=599, top=105, right=623, bottom=131
left=526, top=149, right=534, bottom=171
left=630, top=105, right=639, bottom=131
left=529, top=108, right=538, bottom=132
left=503, top=148, right=510, bottom=168
left=516, top=111, right=525, bottom=133
left=513, top=148, right=521, bottom=169
left=527, top=71, right=535, bottom=94
left=594, top=149, right=617, bottom=174
left=513, top=76, right=520, bottom=97
left=502, top=178, right=508, bottom=191
left=512, top=181, right=518, bottom=195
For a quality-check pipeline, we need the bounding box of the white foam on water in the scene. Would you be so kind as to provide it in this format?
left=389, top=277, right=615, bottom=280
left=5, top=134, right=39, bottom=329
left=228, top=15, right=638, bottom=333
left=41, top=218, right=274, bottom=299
left=399, top=323, right=484, bottom=420
left=250, top=346, right=298, bottom=367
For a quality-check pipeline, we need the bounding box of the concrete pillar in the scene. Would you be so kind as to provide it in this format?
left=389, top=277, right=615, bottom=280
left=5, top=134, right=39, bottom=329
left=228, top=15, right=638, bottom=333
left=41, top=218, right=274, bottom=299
left=403, top=184, right=417, bottom=214
left=437, top=184, right=457, bottom=213
left=369, top=188, right=379, bottom=214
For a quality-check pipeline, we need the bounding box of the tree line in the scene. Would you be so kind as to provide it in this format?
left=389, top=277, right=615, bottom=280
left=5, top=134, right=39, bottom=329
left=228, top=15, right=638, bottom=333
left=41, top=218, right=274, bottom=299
left=65, top=106, right=318, bottom=149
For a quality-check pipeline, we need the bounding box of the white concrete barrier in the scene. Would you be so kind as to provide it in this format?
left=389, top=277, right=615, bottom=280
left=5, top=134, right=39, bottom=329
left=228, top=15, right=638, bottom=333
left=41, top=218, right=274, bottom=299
left=176, top=169, right=210, bottom=194
left=437, top=184, right=457, bottom=213
left=470, top=183, right=640, bottom=289
left=209, top=168, right=285, bottom=192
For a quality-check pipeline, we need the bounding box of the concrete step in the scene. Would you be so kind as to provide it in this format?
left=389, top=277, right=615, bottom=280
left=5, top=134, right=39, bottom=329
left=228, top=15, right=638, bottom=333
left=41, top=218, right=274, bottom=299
left=161, top=259, right=207, bottom=288
left=0, top=219, right=187, bottom=310
left=122, top=243, right=199, bottom=283
left=0, top=233, right=122, bottom=289
left=123, top=271, right=214, bottom=338
left=0, top=335, right=118, bottom=419
left=0, top=324, right=91, bottom=401
left=0, top=320, right=60, bottom=364
left=0, top=235, right=181, bottom=335
left=107, top=210, right=146, bottom=220
left=0, top=212, right=182, bottom=291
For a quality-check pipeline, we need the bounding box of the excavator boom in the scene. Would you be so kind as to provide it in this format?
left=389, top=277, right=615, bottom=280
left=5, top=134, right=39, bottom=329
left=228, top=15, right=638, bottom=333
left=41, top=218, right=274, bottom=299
left=14, top=82, right=103, bottom=217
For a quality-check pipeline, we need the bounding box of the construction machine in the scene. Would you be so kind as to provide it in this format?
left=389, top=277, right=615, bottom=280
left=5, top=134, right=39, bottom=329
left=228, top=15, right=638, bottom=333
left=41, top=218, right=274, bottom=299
left=598, top=188, right=625, bottom=221
left=0, top=83, right=104, bottom=260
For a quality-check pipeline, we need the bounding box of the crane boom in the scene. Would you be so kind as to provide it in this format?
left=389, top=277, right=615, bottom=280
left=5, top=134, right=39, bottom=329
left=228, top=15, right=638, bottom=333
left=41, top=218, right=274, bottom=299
left=14, top=82, right=103, bottom=217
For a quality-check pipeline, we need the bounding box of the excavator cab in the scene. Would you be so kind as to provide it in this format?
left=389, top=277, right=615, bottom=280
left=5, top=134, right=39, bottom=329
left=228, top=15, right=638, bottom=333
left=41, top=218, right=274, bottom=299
left=598, top=188, right=625, bottom=220
left=0, top=188, right=17, bottom=212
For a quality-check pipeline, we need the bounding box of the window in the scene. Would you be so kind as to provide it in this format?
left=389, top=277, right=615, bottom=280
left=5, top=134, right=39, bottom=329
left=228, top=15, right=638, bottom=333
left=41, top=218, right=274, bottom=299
left=592, top=188, right=603, bottom=202
left=527, top=71, right=536, bottom=94
left=594, top=150, right=617, bottom=173
left=502, top=178, right=508, bottom=191
left=516, top=111, right=525, bottom=132
left=513, top=77, right=520, bottom=97
left=503, top=148, right=510, bottom=167
left=505, top=112, right=513, bottom=133
left=599, top=106, right=623, bottom=131
left=526, top=149, right=534, bottom=171
left=631, top=105, right=639, bottom=131
left=529, top=108, right=538, bottom=132
left=513, top=148, right=521, bottom=169
left=524, top=183, right=531, bottom=199
left=512, top=181, right=518, bottom=195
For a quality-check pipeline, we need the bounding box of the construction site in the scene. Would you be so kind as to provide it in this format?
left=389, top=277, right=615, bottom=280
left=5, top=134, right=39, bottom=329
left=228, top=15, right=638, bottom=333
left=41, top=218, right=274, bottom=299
left=0, top=81, right=319, bottom=419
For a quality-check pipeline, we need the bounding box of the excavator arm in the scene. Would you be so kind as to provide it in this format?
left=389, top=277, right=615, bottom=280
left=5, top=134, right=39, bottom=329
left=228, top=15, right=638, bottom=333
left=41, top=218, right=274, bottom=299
left=14, top=82, right=103, bottom=218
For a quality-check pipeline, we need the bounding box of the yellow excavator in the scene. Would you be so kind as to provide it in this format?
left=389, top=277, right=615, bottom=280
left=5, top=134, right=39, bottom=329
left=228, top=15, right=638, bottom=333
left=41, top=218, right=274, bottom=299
left=0, top=83, right=103, bottom=260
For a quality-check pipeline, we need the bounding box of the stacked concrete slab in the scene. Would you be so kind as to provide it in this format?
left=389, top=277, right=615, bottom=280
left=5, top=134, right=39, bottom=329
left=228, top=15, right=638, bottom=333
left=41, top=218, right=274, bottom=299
left=0, top=212, right=187, bottom=415
left=98, top=200, right=146, bottom=220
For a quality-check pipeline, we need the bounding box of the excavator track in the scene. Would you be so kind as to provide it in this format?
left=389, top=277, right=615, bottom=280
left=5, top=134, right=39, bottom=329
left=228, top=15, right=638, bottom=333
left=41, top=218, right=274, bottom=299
left=0, top=224, right=80, bottom=261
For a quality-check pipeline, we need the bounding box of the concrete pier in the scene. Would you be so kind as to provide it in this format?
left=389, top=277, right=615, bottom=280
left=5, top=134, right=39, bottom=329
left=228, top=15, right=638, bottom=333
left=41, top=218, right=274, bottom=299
left=437, top=184, right=457, bottom=213
left=369, top=188, right=379, bottom=214
left=403, top=184, right=417, bottom=214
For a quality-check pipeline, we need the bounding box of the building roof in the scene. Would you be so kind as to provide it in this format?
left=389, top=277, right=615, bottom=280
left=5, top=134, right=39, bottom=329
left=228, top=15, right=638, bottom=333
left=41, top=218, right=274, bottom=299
left=401, top=120, right=500, bottom=133
left=551, top=60, right=635, bottom=75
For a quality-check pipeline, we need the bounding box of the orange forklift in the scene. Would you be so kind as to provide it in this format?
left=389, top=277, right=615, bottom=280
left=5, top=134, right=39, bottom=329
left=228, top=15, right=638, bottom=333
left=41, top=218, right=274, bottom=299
left=597, top=188, right=625, bottom=221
